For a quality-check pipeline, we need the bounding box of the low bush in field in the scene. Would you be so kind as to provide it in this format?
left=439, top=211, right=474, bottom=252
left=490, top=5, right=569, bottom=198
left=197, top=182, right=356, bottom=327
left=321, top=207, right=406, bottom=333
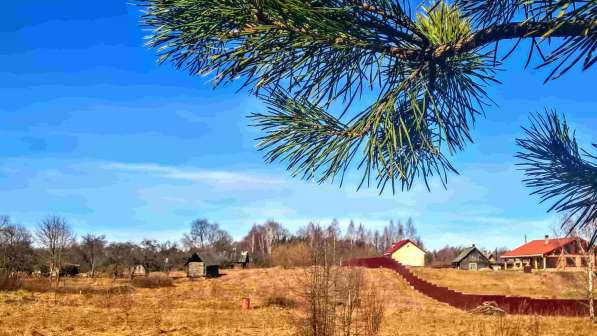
left=0, top=275, right=21, bottom=291
left=1, top=276, right=136, bottom=295
left=264, top=294, right=297, bottom=309
left=131, top=274, right=173, bottom=288
left=271, top=242, right=312, bottom=268
left=20, top=278, right=135, bottom=295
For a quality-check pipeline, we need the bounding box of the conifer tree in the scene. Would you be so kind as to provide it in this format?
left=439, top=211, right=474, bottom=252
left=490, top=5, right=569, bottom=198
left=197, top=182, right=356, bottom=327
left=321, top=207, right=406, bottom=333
left=139, top=1, right=596, bottom=242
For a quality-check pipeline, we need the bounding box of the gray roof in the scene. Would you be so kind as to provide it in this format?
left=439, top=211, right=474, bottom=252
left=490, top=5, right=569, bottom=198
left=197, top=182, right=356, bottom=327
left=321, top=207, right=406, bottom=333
left=451, top=246, right=489, bottom=264
left=185, top=252, right=221, bottom=266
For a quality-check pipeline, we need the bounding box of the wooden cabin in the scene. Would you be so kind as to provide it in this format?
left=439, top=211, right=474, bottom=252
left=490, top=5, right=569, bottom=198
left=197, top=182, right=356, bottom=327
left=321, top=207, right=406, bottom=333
left=185, top=253, right=220, bottom=278
left=451, top=245, right=491, bottom=270
left=383, top=239, right=426, bottom=267
left=501, top=236, right=594, bottom=270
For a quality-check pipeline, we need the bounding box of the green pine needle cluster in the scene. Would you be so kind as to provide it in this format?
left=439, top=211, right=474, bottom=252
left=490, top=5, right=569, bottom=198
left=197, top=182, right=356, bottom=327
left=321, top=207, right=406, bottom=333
left=139, top=0, right=594, bottom=196
left=516, top=110, right=597, bottom=245
left=416, top=2, right=472, bottom=46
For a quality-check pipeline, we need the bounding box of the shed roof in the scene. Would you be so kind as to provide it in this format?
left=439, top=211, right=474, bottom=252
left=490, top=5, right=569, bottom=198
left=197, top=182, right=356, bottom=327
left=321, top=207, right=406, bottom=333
left=501, top=237, right=584, bottom=258
left=383, top=239, right=425, bottom=256
left=451, top=246, right=489, bottom=264
left=184, top=252, right=220, bottom=266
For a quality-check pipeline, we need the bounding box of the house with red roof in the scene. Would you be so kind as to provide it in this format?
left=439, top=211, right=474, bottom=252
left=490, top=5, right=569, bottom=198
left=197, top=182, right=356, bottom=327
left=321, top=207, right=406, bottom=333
left=501, top=235, right=594, bottom=270
left=383, top=239, right=426, bottom=267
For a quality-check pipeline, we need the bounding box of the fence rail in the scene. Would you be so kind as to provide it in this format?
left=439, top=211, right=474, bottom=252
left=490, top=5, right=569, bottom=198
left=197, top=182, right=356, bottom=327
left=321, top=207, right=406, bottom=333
left=343, top=257, right=588, bottom=317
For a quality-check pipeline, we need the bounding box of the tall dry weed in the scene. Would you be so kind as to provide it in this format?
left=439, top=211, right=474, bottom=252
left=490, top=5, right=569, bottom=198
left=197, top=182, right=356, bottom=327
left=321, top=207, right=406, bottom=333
left=295, top=233, right=385, bottom=336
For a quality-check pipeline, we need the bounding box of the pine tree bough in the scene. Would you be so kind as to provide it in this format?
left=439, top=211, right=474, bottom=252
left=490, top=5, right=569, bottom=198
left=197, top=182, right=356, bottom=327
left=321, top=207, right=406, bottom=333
left=139, top=1, right=596, bottom=234
left=516, top=111, right=597, bottom=246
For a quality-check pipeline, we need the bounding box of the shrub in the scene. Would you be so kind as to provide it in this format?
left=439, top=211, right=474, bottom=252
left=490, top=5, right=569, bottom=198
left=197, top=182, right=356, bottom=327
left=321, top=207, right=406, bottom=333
left=0, top=274, right=21, bottom=291
left=20, top=278, right=51, bottom=292
left=17, top=278, right=135, bottom=295
left=264, top=294, right=297, bottom=309
left=271, top=242, right=312, bottom=268
left=131, top=274, right=173, bottom=288
left=297, top=263, right=385, bottom=336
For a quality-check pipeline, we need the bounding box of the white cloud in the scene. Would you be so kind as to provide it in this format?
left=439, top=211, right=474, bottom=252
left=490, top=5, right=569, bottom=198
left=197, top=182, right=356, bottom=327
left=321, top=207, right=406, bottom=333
left=103, top=162, right=286, bottom=186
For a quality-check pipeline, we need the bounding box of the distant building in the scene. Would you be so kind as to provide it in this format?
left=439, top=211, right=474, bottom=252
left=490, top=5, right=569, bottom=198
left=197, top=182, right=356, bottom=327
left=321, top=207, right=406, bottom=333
left=185, top=252, right=220, bottom=278
left=487, top=253, right=505, bottom=271
left=132, top=264, right=146, bottom=277
left=501, top=236, right=594, bottom=270
left=232, top=251, right=250, bottom=269
left=451, top=245, right=491, bottom=270
left=59, top=263, right=80, bottom=277
left=383, top=239, right=426, bottom=267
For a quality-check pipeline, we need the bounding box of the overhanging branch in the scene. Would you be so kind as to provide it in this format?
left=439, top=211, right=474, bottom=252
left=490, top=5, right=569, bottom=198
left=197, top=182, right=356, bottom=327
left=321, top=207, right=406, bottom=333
left=386, top=20, right=595, bottom=61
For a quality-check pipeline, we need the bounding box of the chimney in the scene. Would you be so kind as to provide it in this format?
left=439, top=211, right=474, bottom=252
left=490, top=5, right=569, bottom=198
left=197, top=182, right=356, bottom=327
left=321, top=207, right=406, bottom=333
left=472, top=243, right=475, bottom=248
left=544, top=235, right=549, bottom=245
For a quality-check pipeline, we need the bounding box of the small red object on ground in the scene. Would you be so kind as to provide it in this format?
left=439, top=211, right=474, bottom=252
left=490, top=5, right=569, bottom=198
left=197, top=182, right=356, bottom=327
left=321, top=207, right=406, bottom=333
left=242, top=297, right=251, bottom=310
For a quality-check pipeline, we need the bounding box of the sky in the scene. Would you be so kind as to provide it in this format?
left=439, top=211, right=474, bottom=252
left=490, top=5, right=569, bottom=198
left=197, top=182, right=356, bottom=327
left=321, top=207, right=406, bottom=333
left=0, top=1, right=595, bottom=250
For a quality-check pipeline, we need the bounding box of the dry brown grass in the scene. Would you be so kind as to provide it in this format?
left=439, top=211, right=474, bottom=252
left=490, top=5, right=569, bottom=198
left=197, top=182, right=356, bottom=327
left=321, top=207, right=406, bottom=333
left=411, top=267, right=589, bottom=299
left=131, top=273, right=173, bottom=288
left=0, top=268, right=593, bottom=335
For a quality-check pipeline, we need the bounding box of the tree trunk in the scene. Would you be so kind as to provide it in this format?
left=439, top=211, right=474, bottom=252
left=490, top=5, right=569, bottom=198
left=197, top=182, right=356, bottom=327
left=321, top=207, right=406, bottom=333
left=589, top=254, right=595, bottom=322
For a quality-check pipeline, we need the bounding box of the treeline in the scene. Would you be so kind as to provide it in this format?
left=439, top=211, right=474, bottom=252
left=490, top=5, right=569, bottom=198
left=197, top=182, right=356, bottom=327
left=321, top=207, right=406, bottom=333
left=0, top=214, right=429, bottom=276
left=3, top=213, right=508, bottom=276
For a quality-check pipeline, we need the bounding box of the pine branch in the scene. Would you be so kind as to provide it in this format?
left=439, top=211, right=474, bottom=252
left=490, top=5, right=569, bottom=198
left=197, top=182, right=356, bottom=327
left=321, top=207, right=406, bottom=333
left=516, top=110, right=597, bottom=246
left=138, top=0, right=595, bottom=192
left=429, top=20, right=595, bottom=59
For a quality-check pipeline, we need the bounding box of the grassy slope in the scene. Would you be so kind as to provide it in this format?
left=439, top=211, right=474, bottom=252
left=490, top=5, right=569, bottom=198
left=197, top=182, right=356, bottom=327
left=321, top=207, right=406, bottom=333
left=0, top=268, right=594, bottom=336
left=411, top=268, right=589, bottom=299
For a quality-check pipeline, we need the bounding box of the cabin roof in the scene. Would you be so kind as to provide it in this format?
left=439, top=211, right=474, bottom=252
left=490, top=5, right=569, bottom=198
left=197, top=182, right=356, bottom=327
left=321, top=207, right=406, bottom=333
left=383, top=239, right=425, bottom=256
left=501, top=237, right=584, bottom=258
left=451, top=246, right=489, bottom=264
left=184, top=252, right=220, bottom=266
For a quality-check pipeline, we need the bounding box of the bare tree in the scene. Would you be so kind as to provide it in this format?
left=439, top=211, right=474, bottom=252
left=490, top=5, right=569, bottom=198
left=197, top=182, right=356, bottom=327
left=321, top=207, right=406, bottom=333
left=105, top=242, right=138, bottom=279
left=182, top=219, right=215, bottom=249
left=79, top=234, right=106, bottom=277
left=0, top=216, right=34, bottom=275
left=263, top=220, right=288, bottom=256
left=35, top=216, right=74, bottom=283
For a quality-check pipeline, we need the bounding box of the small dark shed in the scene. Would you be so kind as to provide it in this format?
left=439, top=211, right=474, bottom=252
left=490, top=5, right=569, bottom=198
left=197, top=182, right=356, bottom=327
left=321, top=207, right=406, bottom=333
left=451, top=245, right=491, bottom=270
left=185, top=253, right=220, bottom=278
left=59, top=263, right=80, bottom=277
left=232, top=251, right=250, bottom=269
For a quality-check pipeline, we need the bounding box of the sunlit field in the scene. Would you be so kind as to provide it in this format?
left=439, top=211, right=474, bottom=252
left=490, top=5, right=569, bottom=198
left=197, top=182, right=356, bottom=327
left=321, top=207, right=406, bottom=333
left=0, top=268, right=594, bottom=336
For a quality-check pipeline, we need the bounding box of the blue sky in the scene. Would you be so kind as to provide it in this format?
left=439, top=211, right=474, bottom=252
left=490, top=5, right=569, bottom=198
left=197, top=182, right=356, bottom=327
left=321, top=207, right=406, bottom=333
left=1, top=1, right=595, bottom=250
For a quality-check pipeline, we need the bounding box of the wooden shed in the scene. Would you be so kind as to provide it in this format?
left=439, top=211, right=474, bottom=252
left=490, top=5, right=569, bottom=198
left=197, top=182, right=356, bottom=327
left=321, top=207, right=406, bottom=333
left=185, top=253, right=219, bottom=278
left=451, top=245, right=491, bottom=270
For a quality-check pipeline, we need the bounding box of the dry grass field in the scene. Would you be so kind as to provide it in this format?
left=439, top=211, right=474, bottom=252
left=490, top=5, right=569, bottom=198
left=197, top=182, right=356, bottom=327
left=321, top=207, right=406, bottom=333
left=411, top=268, right=589, bottom=299
left=0, top=268, right=594, bottom=336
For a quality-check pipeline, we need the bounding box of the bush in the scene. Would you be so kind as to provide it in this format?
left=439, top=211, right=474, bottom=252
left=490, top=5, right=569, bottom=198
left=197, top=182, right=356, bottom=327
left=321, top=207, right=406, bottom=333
left=131, top=273, right=173, bottom=288
left=271, top=242, right=312, bottom=268
left=0, top=274, right=22, bottom=291
left=20, top=278, right=51, bottom=292
left=264, top=294, right=297, bottom=309
left=16, top=278, right=135, bottom=295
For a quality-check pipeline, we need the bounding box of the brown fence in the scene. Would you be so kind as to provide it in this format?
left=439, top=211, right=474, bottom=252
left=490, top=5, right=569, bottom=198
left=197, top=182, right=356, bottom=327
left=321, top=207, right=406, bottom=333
left=343, top=257, right=588, bottom=317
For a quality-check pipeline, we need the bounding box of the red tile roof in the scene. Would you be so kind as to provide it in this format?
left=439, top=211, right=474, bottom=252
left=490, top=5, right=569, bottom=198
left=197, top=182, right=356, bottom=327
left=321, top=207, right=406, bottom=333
left=383, top=239, right=424, bottom=256
left=501, top=237, right=583, bottom=258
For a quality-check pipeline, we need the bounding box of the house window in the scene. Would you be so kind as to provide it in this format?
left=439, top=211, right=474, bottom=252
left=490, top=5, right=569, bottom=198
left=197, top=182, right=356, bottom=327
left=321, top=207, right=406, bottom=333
left=469, top=263, right=477, bottom=271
